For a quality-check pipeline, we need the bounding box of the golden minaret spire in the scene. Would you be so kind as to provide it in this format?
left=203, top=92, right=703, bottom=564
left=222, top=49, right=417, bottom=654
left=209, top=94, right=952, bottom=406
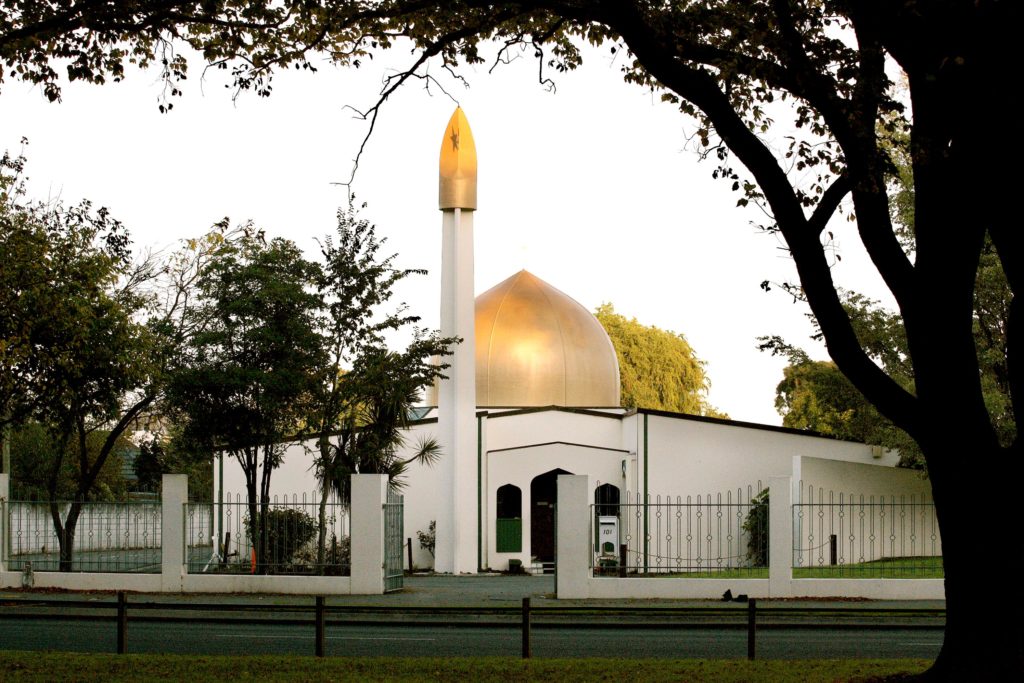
left=435, top=106, right=479, bottom=574
left=439, top=107, right=477, bottom=210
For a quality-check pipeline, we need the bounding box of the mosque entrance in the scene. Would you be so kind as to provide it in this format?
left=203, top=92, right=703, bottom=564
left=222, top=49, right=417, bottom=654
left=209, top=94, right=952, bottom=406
left=530, top=468, right=572, bottom=564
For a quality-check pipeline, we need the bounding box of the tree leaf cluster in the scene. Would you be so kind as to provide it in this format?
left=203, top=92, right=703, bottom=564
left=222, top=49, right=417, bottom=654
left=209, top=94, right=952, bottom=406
left=594, top=303, right=724, bottom=418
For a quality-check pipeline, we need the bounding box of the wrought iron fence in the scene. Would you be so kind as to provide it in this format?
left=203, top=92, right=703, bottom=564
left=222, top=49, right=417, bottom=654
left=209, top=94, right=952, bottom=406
left=592, top=483, right=767, bottom=577
left=3, top=500, right=162, bottom=573
left=792, top=483, right=942, bottom=577
left=186, top=493, right=349, bottom=575
left=384, top=489, right=404, bottom=592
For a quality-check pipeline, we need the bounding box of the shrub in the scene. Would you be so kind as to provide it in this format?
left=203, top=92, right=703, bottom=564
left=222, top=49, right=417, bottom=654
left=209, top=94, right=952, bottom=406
left=417, top=520, right=436, bottom=558
left=247, top=507, right=318, bottom=570
left=744, top=488, right=769, bottom=567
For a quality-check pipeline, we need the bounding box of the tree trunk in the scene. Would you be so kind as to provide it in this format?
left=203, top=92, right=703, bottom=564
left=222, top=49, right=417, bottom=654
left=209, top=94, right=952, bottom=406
left=921, top=436, right=1024, bottom=679
left=57, top=502, right=83, bottom=572
left=258, top=444, right=273, bottom=574
left=243, top=451, right=259, bottom=575
left=315, top=436, right=332, bottom=569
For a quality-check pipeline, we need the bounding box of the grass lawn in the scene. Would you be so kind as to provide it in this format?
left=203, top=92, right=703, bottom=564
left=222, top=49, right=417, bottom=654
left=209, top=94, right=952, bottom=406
left=606, top=556, right=942, bottom=579
left=0, top=652, right=932, bottom=682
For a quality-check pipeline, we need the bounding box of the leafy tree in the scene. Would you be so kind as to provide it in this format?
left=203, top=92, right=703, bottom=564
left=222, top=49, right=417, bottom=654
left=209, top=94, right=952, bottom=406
left=133, top=428, right=214, bottom=502
left=595, top=303, right=723, bottom=417
left=2, top=2, right=1019, bottom=675
left=9, top=422, right=130, bottom=502
left=167, top=230, right=325, bottom=573
left=1, top=148, right=160, bottom=570
left=772, top=355, right=922, bottom=468
left=311, top=202, right=454, bottom=564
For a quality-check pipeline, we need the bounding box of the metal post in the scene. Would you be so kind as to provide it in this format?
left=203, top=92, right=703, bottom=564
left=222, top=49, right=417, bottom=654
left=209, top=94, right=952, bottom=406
left=117, top=592, right=128, bottom=655
left=407, top=538, right=413, bottom=573
left=315, top=596, right=325, bottom=657
left=747, top=598, right=756, bottom=660
left=619, top=543, right=628, bottom=578
left=829, top=534, right=837, bottom=566
left=521, top=597, right=531, bottom=659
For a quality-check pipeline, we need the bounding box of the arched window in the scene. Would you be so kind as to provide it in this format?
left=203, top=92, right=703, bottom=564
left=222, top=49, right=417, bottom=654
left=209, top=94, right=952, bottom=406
left=595, top=483, right=621, bottom=517
left=496, top=484, right=522, bottom=552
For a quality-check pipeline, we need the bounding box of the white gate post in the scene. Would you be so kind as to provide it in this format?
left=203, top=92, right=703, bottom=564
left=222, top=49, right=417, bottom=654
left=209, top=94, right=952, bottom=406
left=0, top=473, right=8, bottom=573
left=350, top=474, right=388, bottom=594
left=768, top=475, right=793, bottom=598
left=556, top=474, right=592, bottom=599
left=161, top=474, right=188, bottom=592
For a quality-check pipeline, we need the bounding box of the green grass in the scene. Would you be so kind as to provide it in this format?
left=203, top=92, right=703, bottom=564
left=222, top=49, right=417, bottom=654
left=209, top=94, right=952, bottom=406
left=0, top=652, right=931, bottom=682
left=794, top=557, right=943, bottom=579
left=603, top=556, right=943, bottom=580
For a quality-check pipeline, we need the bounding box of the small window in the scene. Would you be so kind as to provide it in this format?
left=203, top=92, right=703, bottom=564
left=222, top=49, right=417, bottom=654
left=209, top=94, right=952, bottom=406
left=496, top=484, right=522, bottom=552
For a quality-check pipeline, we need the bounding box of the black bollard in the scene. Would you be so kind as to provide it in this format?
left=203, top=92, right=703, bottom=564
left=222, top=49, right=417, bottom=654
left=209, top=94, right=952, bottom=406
left=522, top=597, right=532, bottom=659
left=315, top=596, right=326, bottom=657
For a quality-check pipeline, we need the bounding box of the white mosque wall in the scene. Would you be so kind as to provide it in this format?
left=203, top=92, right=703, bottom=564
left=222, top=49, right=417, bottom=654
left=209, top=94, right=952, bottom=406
left=216, top=439, right=322, bottom=505
left=794, top=458, right=939, bottom=569
left=637, top=413, right=899, bottom=501
left=209, top=409, right=930, bottom=576
left=484, top=409, right=624, bottom=451
left=799, top=457, right=931, bottom=499
left=485, top=441, right=626, bottom=572
left=399, top=421, right=448, bottom=571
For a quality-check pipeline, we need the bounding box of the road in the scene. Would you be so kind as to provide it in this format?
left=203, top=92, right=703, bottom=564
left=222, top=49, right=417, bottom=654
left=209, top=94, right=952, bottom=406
left=0, top=618, right=942, bottom=659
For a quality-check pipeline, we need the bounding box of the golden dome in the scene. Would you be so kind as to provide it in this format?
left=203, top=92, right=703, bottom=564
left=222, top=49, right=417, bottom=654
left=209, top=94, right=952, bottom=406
left=475, top=270, right=620, bottom=407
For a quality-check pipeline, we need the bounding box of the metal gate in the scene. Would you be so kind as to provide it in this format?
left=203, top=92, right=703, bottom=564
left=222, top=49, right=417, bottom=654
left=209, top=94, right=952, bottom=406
left=383, top=489, right=404, bottom=592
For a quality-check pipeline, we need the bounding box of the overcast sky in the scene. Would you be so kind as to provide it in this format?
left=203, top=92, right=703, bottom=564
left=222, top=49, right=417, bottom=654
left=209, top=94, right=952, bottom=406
left=1, top=43, right=896, bottom=425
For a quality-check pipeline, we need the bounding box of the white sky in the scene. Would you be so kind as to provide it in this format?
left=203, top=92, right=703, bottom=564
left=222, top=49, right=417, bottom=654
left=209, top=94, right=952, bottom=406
left=0, top=43, right=896, bottom=425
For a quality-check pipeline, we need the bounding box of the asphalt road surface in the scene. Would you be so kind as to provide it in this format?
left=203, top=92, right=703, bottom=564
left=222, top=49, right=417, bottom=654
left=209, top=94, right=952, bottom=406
left=0, top=618, right=942, bottom=660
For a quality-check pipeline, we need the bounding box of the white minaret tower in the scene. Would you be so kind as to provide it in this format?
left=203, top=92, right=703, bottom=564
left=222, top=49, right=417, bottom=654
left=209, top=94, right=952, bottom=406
left=435, top=107, right=479, bottom=574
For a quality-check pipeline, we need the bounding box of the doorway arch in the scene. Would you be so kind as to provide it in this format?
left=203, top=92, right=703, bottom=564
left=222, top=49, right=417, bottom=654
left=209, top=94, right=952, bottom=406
left=530, top=468, right=572, bottom=562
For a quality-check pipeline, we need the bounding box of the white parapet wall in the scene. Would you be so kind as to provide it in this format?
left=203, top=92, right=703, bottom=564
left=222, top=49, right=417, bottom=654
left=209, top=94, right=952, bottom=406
left=555, top=472, right=945, bottom=601
left=0, top=473, right=387, bottom=595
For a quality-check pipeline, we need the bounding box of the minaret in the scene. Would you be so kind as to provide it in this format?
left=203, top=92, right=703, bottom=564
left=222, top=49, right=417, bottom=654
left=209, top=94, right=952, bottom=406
left=435, top=107, right=479, bottom=574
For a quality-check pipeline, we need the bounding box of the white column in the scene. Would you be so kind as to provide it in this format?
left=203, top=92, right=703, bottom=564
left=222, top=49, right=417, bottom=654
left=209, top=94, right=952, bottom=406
left=350, top=474, right=388, bottom=594
left=556, top=474, right=592, bottom=599
left=161, top=474, right=188, bottom=592
left=436, top=208, right=479, bottom=574
left=768, top=475, right=793, bottom=598
left=0, top=473, right=9, bottom=573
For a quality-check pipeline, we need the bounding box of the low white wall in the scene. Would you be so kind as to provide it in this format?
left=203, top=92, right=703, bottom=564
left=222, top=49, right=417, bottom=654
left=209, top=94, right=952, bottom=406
left=587, top=577, right=771, bottom=599
left=0, top=571, right=355, bottom=594
left=0, top=570, right=161, bottom=592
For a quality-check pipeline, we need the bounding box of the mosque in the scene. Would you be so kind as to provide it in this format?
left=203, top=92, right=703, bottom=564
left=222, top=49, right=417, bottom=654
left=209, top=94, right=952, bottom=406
left=216, top=108, right=931, bottom=575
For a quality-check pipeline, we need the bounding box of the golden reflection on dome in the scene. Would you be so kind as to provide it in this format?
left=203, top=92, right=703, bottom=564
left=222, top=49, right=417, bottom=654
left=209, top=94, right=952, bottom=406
left=475, top=270, right=620, bottom=407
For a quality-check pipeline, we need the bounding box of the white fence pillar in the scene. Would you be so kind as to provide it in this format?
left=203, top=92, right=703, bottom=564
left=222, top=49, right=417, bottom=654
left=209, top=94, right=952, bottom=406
left=161, top=474, right=188, bottom=592
left=556, top=474, right=592, bottom=599
left=0, top=473, right=8, bottom=573
left=350, top=474, right=388, bottom=595
left=768, top=474, right=793, bottom=598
